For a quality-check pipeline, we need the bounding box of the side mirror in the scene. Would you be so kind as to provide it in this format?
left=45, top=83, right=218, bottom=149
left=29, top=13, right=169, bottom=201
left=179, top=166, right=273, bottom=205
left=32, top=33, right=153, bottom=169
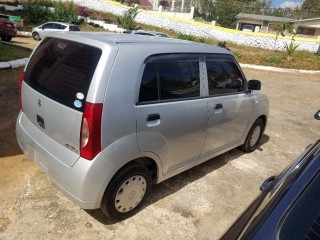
left=315, top=110, right=320, bottom=120
left=248, top=80, right=261, bottom=91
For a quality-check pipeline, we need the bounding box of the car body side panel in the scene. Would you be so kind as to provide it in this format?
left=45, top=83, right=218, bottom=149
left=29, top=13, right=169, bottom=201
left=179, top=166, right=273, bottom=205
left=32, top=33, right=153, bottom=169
left=201, top=93, right=254, bottom=157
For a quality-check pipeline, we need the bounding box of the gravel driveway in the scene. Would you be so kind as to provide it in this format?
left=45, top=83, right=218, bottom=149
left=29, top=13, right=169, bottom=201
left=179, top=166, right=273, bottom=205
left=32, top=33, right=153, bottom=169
left=0, top=61, right=319, bottom=239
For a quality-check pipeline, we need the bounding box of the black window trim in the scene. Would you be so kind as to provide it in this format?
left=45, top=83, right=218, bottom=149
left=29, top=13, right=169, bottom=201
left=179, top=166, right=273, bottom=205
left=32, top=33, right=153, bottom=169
left=137, top=52, right=247, bottom=105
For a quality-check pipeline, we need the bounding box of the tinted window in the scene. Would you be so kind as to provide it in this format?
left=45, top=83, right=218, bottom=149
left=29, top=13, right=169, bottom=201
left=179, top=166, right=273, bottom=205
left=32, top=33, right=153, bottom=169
left=139, top=54, right=200, bottom=103
left=278, top=170, right=320, bottom=240
left=205, top=54, right=244, bottom=95
left=42, top=23, right=53, bottom=29
left=24, top=38, right=102, bottom=111
left=54, top=24, right=67, bottom=30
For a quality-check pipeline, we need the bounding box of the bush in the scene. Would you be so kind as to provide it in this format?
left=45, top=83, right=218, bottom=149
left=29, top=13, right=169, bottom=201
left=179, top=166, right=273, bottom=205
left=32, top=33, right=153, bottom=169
left=177, top=34, right=207, bottom=43
left=51, top=1, right=81, bottom=24
left=284, top=41, right=299, bottom=60
left=78, top=6, right=93, bottom=19
left=117, top=7, right=138, bottom=31
left=159, top=0, right=169, bottom=7
left=22, top=0, right=52, bottom=24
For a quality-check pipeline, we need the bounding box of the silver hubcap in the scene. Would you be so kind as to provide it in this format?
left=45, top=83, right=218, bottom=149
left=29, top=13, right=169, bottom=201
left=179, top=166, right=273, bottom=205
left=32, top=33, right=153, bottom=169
left=250, top=125, right=261, bottom=147
left=115, top=175, right=146, bottom=213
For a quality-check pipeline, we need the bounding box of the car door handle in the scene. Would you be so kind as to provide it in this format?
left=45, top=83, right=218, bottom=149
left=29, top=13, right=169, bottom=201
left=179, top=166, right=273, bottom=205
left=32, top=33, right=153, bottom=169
left=260, top=175, right=277, bottom=192
left=214, top=103, right=223, bottom=110
left=146, top=114, right=160, bottom=121
left=146, top=114, right=161, bottom=127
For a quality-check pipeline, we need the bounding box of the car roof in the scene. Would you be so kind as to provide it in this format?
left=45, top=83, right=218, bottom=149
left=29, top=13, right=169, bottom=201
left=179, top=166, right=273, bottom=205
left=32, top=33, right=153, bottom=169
left=40, top=22, right=78, bottom=26
left=48, top=32, right=231, bottom=54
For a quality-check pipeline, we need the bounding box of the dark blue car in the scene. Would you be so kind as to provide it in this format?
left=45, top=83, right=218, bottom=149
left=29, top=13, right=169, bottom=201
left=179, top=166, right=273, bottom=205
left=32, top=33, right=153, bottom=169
left=221, top=110, right=320, bottom=240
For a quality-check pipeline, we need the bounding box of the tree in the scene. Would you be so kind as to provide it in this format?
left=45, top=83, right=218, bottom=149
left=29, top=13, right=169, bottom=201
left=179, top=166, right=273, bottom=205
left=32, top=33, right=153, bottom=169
left=301, top=0, right=320, bottom=18
left=212, top=0, right=242, bottom=28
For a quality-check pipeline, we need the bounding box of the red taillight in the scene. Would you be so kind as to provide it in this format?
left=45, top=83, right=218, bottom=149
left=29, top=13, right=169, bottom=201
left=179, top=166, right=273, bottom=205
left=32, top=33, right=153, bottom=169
left=20, top=71, right=25, bottom=112
left=80, top=102, right=103, bottom=160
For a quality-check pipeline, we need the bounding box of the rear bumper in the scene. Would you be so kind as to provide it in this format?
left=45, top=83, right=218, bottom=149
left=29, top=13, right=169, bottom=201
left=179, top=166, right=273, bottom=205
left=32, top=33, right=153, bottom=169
left=0, top=29, right=17, bottom=37
left=16, top=111, right=115, bottom=209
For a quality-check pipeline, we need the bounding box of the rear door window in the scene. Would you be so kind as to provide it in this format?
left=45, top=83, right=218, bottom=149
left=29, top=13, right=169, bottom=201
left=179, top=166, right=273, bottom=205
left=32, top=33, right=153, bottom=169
left=139, top=54, right=200, bottom=103
left=69, top=25, right=80, bottom=31
left=24, top=37, right=102, bottom=111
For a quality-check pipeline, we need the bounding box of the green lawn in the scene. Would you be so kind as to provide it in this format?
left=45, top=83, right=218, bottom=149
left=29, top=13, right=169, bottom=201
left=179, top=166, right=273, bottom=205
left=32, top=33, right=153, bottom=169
left=0, top=43, right=32, bottom=62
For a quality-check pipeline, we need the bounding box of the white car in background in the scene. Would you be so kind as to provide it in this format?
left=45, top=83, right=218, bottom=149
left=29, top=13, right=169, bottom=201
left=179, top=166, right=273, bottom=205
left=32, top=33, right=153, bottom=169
left=32, top=22, right=80, bottom=40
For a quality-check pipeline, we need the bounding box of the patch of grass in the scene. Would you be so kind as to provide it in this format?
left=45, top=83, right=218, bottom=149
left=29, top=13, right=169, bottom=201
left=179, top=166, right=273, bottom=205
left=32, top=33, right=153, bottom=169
left=264, top=55, right=283, bottom=65
left=0, top=43, right=31, bottom=62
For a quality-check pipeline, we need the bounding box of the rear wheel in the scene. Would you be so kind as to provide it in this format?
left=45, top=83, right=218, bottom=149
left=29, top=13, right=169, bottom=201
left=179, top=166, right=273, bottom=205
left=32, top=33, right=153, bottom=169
left=240, top=118, right=264, bottom=153
left=1, top=36, right=12, bottom=42
left=32, top=32, right=41, bottom=41
left=100, top=163, right=152, bottom=221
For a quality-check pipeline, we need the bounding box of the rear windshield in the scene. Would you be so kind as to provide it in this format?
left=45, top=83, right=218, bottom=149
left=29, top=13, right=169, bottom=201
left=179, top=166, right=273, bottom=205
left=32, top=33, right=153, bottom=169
left=69, top=25, right=80, bottom=31
left=24, top=37, right=102, bottom=111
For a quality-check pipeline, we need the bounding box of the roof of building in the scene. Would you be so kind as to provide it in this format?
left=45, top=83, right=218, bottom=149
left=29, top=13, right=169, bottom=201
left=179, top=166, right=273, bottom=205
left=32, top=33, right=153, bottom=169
left=291, top=17, right=320, bottom=23
left=236, top=13, right=294, bottom=23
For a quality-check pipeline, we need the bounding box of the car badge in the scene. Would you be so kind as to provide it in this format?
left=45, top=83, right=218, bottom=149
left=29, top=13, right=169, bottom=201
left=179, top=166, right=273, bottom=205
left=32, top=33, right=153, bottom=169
left=38, top=99, right=42, bottom=107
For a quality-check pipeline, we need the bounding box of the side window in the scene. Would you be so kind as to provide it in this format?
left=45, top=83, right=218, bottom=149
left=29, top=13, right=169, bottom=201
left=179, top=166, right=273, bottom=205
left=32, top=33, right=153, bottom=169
left=278, top=170, right=320, bottom=240
left=139, top=54, right=200, bottom=103
left=42, top=23, right=53, bottom=29
left=206, top=54, right=244, bottom=96
left=139, top=63, right=158, bottom=102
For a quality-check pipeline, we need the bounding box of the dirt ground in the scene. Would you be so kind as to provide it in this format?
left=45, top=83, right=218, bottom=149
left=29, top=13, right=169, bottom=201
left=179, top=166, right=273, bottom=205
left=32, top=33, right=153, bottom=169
left=0, top=46, right=320, bottom=239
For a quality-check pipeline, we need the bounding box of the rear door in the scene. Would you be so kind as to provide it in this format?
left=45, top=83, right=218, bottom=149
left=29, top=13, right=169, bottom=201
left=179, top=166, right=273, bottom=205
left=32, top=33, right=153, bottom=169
left=22, top=37, right=102, bottom=166
left=136, top=54, right=208, bottom=175
left=201, top=54, right=253, bottom=157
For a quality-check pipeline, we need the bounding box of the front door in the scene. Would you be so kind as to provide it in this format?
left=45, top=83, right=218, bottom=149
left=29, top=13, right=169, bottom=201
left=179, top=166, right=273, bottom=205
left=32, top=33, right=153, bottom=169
left=201, top=54, right=253, bottom=157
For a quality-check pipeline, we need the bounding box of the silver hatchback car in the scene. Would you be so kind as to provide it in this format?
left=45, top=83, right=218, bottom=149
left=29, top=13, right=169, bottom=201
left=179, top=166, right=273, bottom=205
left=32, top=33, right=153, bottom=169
left=31, top=22, right=80, bottom=41
left=16, top=32, right=269, bottom=220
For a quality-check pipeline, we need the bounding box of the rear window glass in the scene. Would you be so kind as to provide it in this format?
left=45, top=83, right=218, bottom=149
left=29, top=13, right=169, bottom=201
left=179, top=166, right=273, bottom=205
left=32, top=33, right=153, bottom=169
left=24, top=37, right=102, bottom=111
left=139, top=54, right=200, bottom=103
left=69, top=25, right=80, bottom=31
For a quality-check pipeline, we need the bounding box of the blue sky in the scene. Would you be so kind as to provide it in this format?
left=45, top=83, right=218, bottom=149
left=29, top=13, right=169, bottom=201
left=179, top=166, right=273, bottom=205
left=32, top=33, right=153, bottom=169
left=272, top=0, right=303, bottom=8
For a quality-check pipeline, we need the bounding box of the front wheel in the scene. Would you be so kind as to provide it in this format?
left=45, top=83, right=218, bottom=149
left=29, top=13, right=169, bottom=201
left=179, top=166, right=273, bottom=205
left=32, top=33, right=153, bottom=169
left=100, top=163, right=152, bottom=221
left=240, top=118, right=264, bottom=153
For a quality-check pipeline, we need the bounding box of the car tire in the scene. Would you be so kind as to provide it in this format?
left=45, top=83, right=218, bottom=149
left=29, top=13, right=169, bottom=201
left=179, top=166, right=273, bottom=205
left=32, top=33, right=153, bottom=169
left=100, top=163, right=152, bottom=221
left=240, top=118, right=264, bottom=153
left=32, top=32, right=41, bottom=41
left=1, top=36, right=12, bottom=42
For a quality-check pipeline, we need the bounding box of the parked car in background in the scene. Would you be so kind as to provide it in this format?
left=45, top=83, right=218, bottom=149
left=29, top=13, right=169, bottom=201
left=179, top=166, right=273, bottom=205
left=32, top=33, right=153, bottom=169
left=221, top=109, right=320, bottom=240
left=31, top=22, right=80, bottom=41
left=131, top=30, right=171, bottom=38
left=16, top=32, right=268, bottom=221
left=0, top=14, right=17, bottom=42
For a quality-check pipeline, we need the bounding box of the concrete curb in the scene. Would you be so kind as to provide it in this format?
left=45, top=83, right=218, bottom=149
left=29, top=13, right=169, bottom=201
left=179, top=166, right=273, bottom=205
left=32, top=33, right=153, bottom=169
left=240, top=63, right=320, bottom=74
